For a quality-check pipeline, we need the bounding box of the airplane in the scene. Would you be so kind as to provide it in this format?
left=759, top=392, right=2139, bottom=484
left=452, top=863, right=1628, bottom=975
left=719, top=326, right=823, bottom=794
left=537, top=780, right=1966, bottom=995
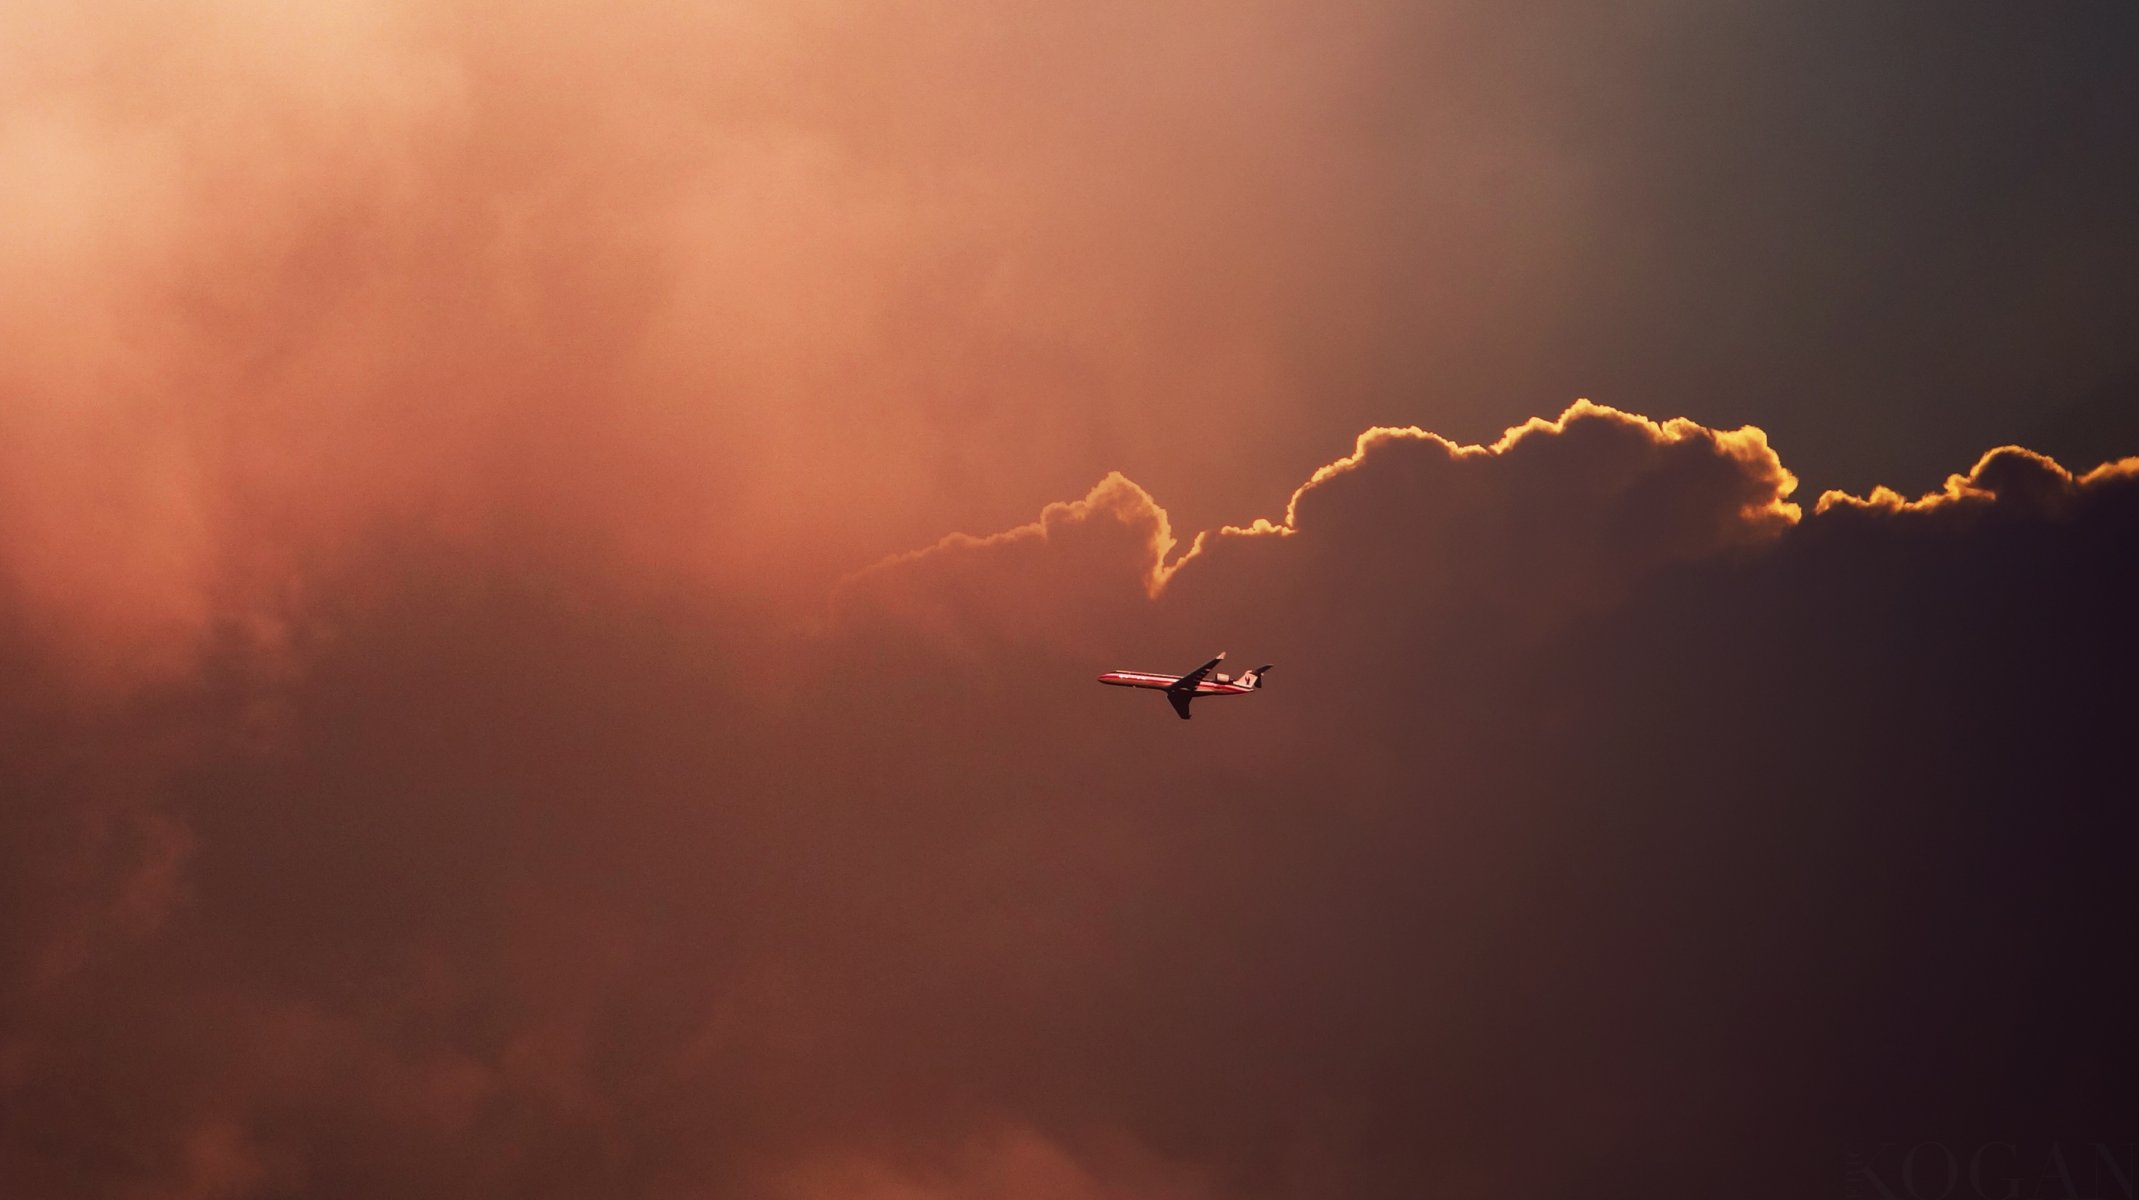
left=1097, top=652, right=1272, bottom=720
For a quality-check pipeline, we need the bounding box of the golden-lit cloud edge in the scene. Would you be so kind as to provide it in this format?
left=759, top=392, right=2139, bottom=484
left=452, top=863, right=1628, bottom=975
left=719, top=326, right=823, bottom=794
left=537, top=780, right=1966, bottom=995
left=829, top=471, right=1180, bottom=621
left=1158, top=400, right=1800, bottom=593
left=1201, top=398, right=1799, bottom=538
left=1815, top=446, right=2139, bottom=515
left=840, top=402, right=2138, bottom=620
left=859, top=402, right=1796, bottom=590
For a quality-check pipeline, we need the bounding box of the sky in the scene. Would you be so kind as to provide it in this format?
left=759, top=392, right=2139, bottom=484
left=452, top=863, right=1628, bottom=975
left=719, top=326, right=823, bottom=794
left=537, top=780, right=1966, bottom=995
left=2, top=1, right=2136, bottom=1197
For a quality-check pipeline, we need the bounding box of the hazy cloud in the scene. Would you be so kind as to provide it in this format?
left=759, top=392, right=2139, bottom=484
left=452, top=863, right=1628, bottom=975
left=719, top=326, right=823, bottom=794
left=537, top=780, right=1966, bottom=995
left=6, top=0, right=2137, bottom=1193
left=5, top=397, right=2134, bottom=1197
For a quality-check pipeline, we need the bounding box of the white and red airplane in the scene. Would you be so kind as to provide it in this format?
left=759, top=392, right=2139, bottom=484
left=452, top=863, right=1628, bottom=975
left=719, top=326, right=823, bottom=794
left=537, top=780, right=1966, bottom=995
left=1098, top=652, right=1271, bottom=720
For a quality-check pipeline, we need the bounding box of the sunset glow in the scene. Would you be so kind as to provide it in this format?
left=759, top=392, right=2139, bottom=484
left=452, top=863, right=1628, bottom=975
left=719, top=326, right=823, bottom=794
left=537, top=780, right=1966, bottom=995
left=4, top=1, right=2137, bottom=1196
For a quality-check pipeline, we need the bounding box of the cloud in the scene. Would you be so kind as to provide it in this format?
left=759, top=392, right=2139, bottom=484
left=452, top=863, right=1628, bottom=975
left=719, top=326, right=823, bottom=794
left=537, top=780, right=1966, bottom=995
left=10, top=0, right=2134, bottom=653
left=1816, top=444, right=2139, bottom=518
left=1161, top=401, right=1801, bottom=659
left=832, top=472, right=1180, bottom=657
left=7, top=0, right=2138, bottom=1191
left=5, top=399, right=2136, bottom=1198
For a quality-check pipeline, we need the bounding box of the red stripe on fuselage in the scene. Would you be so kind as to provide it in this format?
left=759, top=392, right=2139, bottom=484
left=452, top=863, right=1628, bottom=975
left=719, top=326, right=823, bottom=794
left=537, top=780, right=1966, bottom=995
left=1097, top=672, right=1173, bottom=689
left=1098, top=672, right=1251, bottom=695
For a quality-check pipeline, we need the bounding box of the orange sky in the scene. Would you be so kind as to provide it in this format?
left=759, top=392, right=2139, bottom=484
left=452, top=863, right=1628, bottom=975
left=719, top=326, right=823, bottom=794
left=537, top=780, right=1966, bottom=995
left=6, top=0, right=1556, bottom=646
left=5, top=2, right=2139, bottom=1196
left=12, top=0, right=2129, bottom=671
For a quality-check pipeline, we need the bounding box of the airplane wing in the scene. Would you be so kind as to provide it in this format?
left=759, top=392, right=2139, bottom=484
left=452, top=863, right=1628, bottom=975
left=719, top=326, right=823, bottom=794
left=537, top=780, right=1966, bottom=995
left=1167, top=653, right=1225, bottom=696
left=1168, top=692, right=1194, bottom=721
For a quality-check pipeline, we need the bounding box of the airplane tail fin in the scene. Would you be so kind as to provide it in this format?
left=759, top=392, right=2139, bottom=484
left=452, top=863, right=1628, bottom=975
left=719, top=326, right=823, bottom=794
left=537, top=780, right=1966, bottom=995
left=1239, top=665, right=1273, bottom=689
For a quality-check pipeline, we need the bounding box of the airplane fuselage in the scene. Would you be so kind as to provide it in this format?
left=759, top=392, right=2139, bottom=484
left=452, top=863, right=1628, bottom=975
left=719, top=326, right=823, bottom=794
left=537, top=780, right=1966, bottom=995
left=1097, top=653, right=1271, bottom=719
left=1096, top=671, right=1257, bottom=698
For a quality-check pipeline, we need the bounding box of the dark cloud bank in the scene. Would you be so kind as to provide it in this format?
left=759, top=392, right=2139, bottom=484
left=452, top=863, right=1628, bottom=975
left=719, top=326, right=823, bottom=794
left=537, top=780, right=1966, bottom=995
left=4, top=405, right=2136, bottom=1199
